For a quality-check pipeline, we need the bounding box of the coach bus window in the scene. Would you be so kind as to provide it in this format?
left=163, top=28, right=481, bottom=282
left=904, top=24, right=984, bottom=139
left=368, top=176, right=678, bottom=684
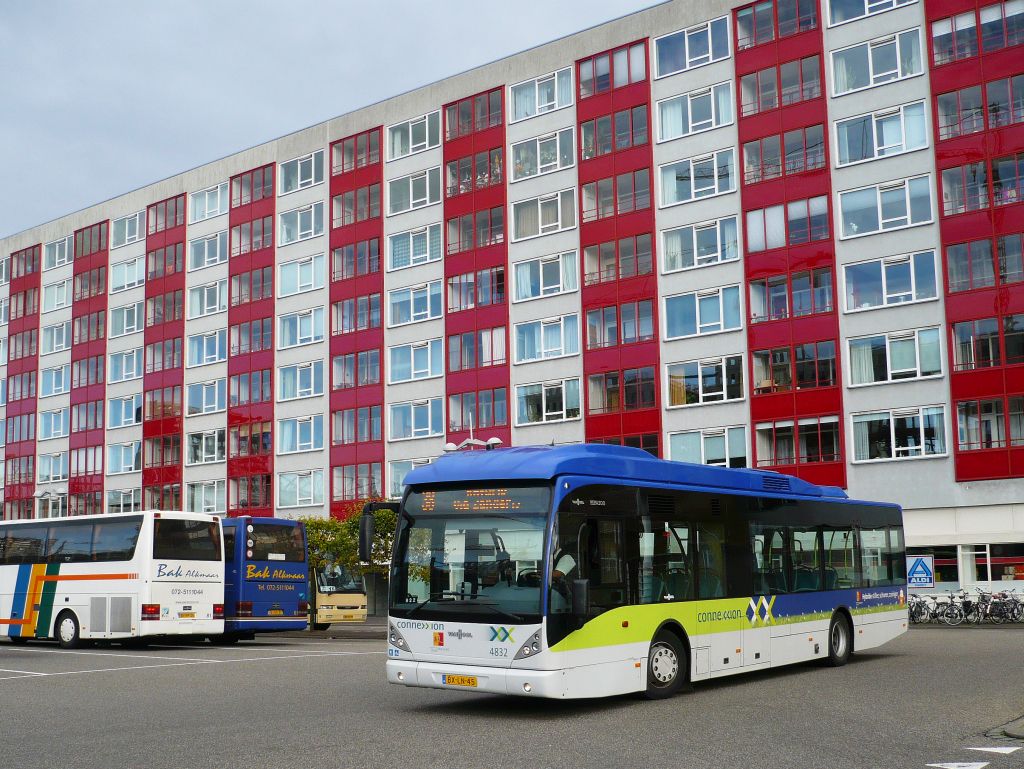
left=860, top=527, right=890, bottom=586
left=93, top=518, right=143, bottom=561
left=696, top=522, right=726, bottom=598
left=823, top=528, right=858, bottom=589
left=251, top=524, right=305, bottom=561
left=153, top=519, right=221, bottom=561
left=1, top=525, right=48, bottom=564
left=223, top=527, right=236, bottom=563
left=47, top=523, right=93, bottom=563
left=751, top=525, right=788, bottom=594
left=790, top=528, right=822, bottom=591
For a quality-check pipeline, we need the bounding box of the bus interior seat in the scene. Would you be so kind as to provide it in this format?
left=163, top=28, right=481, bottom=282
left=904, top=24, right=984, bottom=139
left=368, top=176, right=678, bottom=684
left=665, top=570, right=691, bottom=600
left=697, top=567, right=723, bottom=599
left=824, top=567, right=839, bottom=591
left=793, top=567, right=819, bottom=592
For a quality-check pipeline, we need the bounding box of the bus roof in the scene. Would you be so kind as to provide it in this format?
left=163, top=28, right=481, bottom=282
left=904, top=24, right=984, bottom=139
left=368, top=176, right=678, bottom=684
left=405, top=445, right=871, bottom=503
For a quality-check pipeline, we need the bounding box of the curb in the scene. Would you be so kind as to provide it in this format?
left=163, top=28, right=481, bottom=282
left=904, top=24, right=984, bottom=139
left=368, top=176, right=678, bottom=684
left=1001, top=717, right=1024, bottom=740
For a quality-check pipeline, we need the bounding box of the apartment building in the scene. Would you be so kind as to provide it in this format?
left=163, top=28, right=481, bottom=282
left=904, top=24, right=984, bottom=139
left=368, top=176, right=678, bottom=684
left=1, top=0, right=1022, bottom=588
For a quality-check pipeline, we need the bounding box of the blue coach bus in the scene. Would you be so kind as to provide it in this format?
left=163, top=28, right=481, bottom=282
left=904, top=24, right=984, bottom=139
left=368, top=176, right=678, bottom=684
left=220, top=517, right=309, bottom=641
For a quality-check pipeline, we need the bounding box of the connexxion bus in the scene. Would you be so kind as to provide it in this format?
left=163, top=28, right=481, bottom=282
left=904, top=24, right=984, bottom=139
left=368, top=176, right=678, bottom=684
left=1, top=511, right=224, bottom=648
left=381, top=445, right=907, bottom=699
left=221, top=517, right=309, bottom=640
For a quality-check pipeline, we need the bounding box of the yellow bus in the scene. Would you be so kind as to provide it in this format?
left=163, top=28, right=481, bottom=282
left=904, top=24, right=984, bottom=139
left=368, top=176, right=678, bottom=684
left=311, top=562, right=367, bottom=629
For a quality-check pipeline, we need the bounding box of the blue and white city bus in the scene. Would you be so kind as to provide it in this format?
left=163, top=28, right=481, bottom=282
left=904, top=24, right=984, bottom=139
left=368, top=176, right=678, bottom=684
left=375, top=445, right=907, bottom=699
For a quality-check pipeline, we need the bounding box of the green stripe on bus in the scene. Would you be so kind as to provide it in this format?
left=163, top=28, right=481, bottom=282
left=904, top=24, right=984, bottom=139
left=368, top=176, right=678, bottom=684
left=34, top=563, right=61, bottom=638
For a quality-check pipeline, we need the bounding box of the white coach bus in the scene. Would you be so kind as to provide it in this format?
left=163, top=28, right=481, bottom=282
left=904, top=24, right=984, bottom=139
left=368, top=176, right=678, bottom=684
left=0, top=511, right=224, bottom=648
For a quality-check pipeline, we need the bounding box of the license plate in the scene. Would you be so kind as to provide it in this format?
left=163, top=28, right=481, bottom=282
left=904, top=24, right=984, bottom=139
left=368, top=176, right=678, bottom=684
left=442, top=675, right=477, bottom=688
left=178, top=612, right=195, bottom=619
left=268, top=609, right=283, bottom=616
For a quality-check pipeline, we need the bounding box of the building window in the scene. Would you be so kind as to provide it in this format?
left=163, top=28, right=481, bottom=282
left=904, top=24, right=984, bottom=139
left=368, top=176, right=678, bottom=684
left=331, top=293, right=381, bottom=335
left=111, top=211, right=145, bottom=249
left=744, top=125, right=825, bottom=184
left=513, top=251, right=577, bottom=302
left=511, top=129, right=574, bottom=182
left=230, top=317, right=272, bottom=354
left=510, top=68, right=572, bottom=122
left=662, top=217, right=738, bottom=273
left=586, top=300, right=654, bottom=348
left=584, top=234, right=653, bottom=285
left=231, top=164, right=273, bottom=207
left=839, top=175, right=932, bottom=237
left=332, top=184, right=381, bottom=228
left=38, top=452, right=69, bottom=483
left=279, top=149, right=324, bottom=195
left=388, top=225, right=441, bottom=271
left=957, top=396, right=1024, bottom=450
left=831, top=29, right=922, bottom=96
left=448, top=327, right=506, bottom=372
left=829, top=0, right=915, bottom=27
left=186, top=480, right=226, bottom=515
left=108, top=395, right=142, bottom=429
left=42, top=279, right=71, bottom=313
left=108, top=301, right=143, bottom=337
left=581, top=105, right=649, bottom=160
left=389, top=169, right=441, bottom=217
left=654, top=17, right=730, bottom=79
left=278, top=415, right=324, bottom=454
left=445, top=87, right=503, bottom=139
left=38, top=408, right=69, bottom=441
left=750, top=268, right=832, bottom=322
left=669, top=426, right=747, bottom=467
left=145, top=338, right=183, bottom=374
left=582, top=169, right=651, bottom=222
left=511, top=189, right=576, bottom=241
left=40, top=364, right=70, bottom=398
left=836, top=102, right=927, bottom=166
left=445, top=148, right=503, bottom=196
left=187, top=279, right=227, bottom=319
left=665, top=286, right=742, bottom=339
left=333, top=463, right=383, bottom=501
left=186, top=379, right=226, bottom=416
left=108, top=488, right=142, bottom=515
left=279, top=253, right=325, bottom=297
left=228, top=421, right=272, bottom=457
left=146, top=289, right=184, bottom=327
left=849, top=328, right=942, bottom=385
left=278, top=308, right=325, bottom=349
left=184, top=429, right=227, bottom=466
left=657, top=83, right=733, bottom=144
left=514, top=314, right=579, bottom=363
left=666, top=356, right=743, bottom=407
left=230, top=215, right=273, bottom=256
left=389, top=399, right=444, bottom=441
left=745, top=196, right=828, bottom=251
left=73, top=267, right=106, bottom=300
left=740, top=55, right=821, bottom=116
left=756, top=416, right=841, bottom=466
left=230, top=266, right=273, bottom=305
left=147, top=195, right=184, bottom=235
left=388, top=339, right=443, bottom=383
left=332, top=128, right=381, bottom=174
left=143, top=386, right=182, bottom=420
left=587, top=366, right=656, bottom=414
left=515, top=379, right=581, bottom=425
left=190, top=182, right=229, bottom=223
left=278, top=360, right=325, bottom=400
left=108, top=441, right=142, bottom=475
left=737, top=0, right=817, bottom=49
left=844, top=251, right=937, bottom=311
left=43, top=236, right=72, bottom=270
left=389, top=281, right=443, bottom=326
left=449, top=388, right=508, bottom=431
left=388, top=112, right=440, bottom=161
left=852, top=406, right=947, bottom=461
left=230, top=474, right=273, bottom=511
left=279, top=203, right=325, bottom=245
left=186, top=330, right=227, bottom=367
left=447, top=267, right=505, bottom=313
left=188, top=231, right=228, bottom=271
left=332, top=238, right=380, bottom=281
left=446, top=207, right=505, bottom=254
left=660, top=149, right=735, bottom=206
left=953, top=314, right=1024, bottom=369
left=578, top=41, right=646, bottom=99
left=145, top=483, right=182, bottom=512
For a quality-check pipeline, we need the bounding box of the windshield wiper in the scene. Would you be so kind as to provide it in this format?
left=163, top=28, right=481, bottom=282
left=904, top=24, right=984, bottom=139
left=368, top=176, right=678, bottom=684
left=402, top=594, right=523, bottom=623
left=403, top=597, right=454, bottom=617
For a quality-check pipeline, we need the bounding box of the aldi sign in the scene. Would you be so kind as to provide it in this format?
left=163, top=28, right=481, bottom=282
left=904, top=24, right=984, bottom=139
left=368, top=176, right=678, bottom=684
left=907, top=556, right=935, bottom=589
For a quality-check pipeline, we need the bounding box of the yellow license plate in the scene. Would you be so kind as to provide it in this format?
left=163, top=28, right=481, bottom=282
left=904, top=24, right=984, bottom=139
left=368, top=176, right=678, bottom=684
left=268, top=609, right=284, bottom=616
left=443, top=675, right=477, bottom=688
left=178, top=612, right=195, bottom=619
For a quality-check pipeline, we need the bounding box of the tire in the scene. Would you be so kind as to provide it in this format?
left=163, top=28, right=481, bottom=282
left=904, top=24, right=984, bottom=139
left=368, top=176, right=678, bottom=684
left=210, top=633, right=240, bottom=645
left=643, top=630, right=687, bottom=699
left=943, top=604, right=964, bottom=626
left=312, top=623, right=331, bottom=631
left=826, top=613, right=852, bottom=667
left=55, top=611, right=82, bottom=650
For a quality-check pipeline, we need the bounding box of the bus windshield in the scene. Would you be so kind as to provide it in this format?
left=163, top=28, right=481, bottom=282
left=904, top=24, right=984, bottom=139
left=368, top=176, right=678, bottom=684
left=390, top=485, right=550, bottom=624
left=317, top=563, right=363, bottom=593
left=152, top=519, right=222, bottom=561
left=250, top=523, right=305, bottom=562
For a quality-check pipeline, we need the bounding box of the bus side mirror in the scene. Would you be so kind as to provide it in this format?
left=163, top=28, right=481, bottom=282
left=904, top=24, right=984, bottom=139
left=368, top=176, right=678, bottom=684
left=572, top=579, right=590, bottom=618
left=358, top=513, right=375, bottom=563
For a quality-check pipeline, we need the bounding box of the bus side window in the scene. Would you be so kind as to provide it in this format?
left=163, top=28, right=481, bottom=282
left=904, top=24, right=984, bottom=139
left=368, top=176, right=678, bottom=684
left=5, top=525, right=48, bottom=564
left=790, top=528, right=822, bottom=592
left=859, top=527, right=889, bottom=587
left=750, top=525, right=788, bottom=594
left=696, top=523, right=725, bottom=599
left=887, top=527, right=906, bottom=584
left=47, top=523, right=93, bottom=564
left=823, top=528, right=858, bottom=589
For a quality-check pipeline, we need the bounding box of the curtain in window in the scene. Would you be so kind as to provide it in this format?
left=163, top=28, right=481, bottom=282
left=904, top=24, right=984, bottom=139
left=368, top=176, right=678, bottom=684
left=280, top=419, right=296, bottom=453
left=660, top=97, right=688, bottom=140
left=391, top=234, right=411, bottom=269
left=513, top=201, right=539, bottom=240
left=922, top=407, right=946, bottom=454
left=516, top=323, right=540, bottom=361
left=390, top=349, right=411, bottom=382
left=849, top=338, right=877, bottom=384
left=898, top=29, right=922, bottom=76
left=515, top=262, right=539, bottom=300
left=722, top=287, right=741, bottom=329
left=512, top=83, right=534, bottom=120
left=562, top=315, right=579, bottom=354
left=518, top=384, right=542, bottom=423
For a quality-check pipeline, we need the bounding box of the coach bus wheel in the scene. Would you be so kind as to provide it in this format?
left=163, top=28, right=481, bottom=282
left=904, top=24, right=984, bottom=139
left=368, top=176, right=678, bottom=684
left=211, top=634, right=240, bottom=645
left=56, top=611, right=81, bottom=650
left=644, top=630, right=687, bottom=699
left=312, top=623, right=331, bottom=631
left=826, top=613, right=851, bottom=667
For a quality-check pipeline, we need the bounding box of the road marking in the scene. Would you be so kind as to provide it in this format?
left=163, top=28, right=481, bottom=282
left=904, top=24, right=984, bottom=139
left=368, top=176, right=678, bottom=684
left=0, top=650, right=385, bottom=682
left=926, top=763, right=990, bottom=768
left=2, top=647, right=215, bottom=662
left=966, top=748, right=1020, bottom=755
left=0, top=668, right=45, bottom=676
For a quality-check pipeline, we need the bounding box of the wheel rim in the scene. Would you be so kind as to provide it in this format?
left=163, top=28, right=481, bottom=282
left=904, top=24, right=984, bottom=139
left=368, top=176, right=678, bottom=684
left=831, top=621, right=847, bottom=658
left=59, top=617, right=76, bottom=644
left=649, top=643, right=678, bottom=686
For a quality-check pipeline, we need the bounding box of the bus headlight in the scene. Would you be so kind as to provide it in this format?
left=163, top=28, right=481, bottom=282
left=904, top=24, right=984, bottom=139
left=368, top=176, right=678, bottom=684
left=389, top=623, right=410, bottom=651
left=514, top=630, right=543, bottom=660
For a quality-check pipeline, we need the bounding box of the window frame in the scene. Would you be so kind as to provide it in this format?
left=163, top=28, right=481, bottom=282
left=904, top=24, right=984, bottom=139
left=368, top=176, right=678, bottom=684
left=850, top=405, right=948, bottom=462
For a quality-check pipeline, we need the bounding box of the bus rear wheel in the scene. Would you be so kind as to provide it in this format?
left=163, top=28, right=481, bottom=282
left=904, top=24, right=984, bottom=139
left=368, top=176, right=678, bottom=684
left=312, top=623, right=331, bottom=631
left=644, top=630, right=687, bottom=699
left=56, top=611, right=81, bottom=650
left=825, top=613, right=852, bottom=667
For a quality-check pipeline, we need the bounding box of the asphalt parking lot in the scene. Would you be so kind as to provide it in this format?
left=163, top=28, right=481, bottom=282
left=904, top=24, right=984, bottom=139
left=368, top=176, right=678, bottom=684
left=2, top=627, right=1024, bottom=769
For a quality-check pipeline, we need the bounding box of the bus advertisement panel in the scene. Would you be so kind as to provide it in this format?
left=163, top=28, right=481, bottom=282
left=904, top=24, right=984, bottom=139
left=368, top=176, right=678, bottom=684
left=222, top=517, right=309, bottom=639
left=1, top=511, right=224, bottom=648
left=382, top=445, right=907, bottom=700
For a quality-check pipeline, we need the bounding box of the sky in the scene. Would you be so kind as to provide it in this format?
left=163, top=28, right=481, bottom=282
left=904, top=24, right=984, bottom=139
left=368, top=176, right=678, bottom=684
left=0, top=0, right=660, bottom=238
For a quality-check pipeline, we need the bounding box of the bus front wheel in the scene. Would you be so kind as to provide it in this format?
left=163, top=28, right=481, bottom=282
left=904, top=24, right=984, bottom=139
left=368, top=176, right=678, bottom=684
left=644, top=630, right=687, bottom=699
left=825, top=613, right=852, bottom=667
left=56, top=611, right=81, bottom=650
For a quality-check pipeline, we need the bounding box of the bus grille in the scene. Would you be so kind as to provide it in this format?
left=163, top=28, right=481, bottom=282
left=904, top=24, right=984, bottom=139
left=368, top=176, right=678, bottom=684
left=761, top=475, right=791, bottom=493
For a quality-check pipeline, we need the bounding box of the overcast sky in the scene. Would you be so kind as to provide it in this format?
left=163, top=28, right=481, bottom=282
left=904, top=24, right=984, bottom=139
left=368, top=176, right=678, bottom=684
left=0, top=0, right=660, bottom=238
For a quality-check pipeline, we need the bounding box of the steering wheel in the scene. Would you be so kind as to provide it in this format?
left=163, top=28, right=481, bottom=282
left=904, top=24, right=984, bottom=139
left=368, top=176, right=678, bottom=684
left=517, top=568, right=541, bottom=587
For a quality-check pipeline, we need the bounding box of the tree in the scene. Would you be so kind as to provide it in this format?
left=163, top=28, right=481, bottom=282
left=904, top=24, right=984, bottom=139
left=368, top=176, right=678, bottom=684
left=298, top=499, right=397, bottom=577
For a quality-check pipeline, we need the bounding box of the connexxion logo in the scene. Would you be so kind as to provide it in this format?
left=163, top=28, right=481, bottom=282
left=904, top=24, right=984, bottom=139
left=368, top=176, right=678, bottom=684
left=489, top=626, right=515, bottom=642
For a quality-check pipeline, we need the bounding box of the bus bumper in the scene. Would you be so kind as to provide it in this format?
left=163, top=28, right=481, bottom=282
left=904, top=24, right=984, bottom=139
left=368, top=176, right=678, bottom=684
left=387, top=660, right=568, bottom=698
